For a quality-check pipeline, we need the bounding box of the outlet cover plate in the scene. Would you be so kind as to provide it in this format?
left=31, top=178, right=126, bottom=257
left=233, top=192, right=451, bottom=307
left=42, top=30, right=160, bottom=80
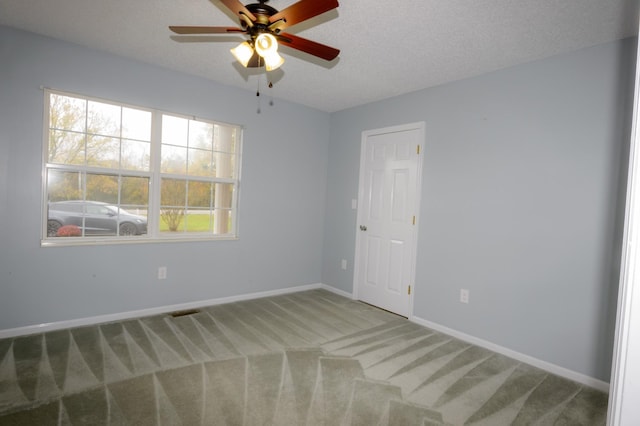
left=460, top=289, right=469, bottom=304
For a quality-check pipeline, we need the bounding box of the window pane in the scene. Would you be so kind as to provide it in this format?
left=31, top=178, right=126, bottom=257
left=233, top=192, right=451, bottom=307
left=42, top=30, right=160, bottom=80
left=47, top=200, right=86, bottom=238
left=49, top=94, right=86, bottom=132
left=213, top=153, right=235, bottom=179
left=49, top=200, right=147, bottom=238
left=159, top=209, right=184, bottom=232
left=161, top=145, right=187, bottom=174
left=116, top=205, right=148, bottom=237
left=162, top=115, right=188, bottom=146
left=47, top=169, right=82, bottom=201
left=121, top=176, right=149, bottom=206
left=188, top=148, right=213, bottom=177
left=185, top=209, right=213, bottom=232
left=213, top=125, right=237, bottom=153
left=214, top=183, right=234, bottom=209
left=189, top=121, right=213, bottom=150
left=122, top=107, right=151, bottom=141
left=86, top=173, right=118, bottom=203
left=122, top=139, right=150, bottom=171
left=88, top=101, right=121, bottom=137
left=213, top=209, right=232, bottom=234
left=160, top=209, right=185, bottom=232
left=120, top=206, right=148, bottom=228
left=160, top=178, right=187, bottom=232
left=86, top=136, right=120, bottom=168
left=161, top=178, right=186, bottom=208
left=188, top=181, right=212, bottom=208
left=49, top=130, right=85, bottom=165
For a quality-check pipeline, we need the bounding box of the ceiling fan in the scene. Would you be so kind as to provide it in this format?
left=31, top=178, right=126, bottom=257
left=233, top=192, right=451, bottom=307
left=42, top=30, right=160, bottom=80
left=169, top=0, right=340, bottom=71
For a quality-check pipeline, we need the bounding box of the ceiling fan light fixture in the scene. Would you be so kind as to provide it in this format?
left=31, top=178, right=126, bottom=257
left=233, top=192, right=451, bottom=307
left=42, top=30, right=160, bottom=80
left=255, top=32, right=283, bottom=71
left=263, top=51, right=285, bottom=71
left=230, top=41, right=254, bottom=67
left=171, top=0, right=340, bottom=73
left=255, top=33, right=278, bottom=57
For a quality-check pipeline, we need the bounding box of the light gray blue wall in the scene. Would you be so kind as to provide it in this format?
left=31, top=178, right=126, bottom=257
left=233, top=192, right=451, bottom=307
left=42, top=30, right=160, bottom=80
left=0, top=26, right=330, bottom=329
left=1, top=24, right=635, bottom=383
left=323, top=39, right=636, bottom=381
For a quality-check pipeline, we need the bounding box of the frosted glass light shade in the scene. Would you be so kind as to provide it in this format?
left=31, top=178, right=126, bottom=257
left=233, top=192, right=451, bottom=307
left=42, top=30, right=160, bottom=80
left=231, top=34, right=284, bottom=71
left=230, top=42, right=254, bottom=67
left=263, top=52, right=284, bottom=71
left=255, top=33, right=283, bottom=71
left=255, top=33, right=278, bottom=56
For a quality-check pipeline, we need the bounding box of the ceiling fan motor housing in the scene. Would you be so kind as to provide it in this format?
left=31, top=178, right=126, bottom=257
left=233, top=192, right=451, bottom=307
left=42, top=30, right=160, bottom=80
left=244, top=2, right=278, bottom=27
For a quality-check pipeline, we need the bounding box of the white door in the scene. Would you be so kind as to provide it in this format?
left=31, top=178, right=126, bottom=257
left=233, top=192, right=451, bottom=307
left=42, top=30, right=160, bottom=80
left=354, top=122, right=424, bottom=317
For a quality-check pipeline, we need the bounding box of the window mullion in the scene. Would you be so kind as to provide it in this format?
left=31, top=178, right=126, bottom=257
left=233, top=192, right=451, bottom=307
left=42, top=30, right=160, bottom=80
left=148, top=110, right=163, bottom=237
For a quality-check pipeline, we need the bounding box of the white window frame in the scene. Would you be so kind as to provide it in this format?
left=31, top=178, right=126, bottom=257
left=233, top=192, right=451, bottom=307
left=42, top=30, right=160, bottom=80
left=41, top=89, right=242, bottom=246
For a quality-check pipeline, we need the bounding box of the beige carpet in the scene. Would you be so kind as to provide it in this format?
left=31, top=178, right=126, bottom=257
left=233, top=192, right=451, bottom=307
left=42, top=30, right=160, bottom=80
left=0, top=289, right=608, bottom=425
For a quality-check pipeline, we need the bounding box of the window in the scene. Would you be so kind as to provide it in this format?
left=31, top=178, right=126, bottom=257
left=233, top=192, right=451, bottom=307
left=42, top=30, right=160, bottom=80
left=43, top=90, right=241, bottom=244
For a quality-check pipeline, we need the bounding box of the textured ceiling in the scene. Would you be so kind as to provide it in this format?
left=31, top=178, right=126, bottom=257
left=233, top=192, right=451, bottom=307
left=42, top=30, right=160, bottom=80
left=0, top=0, right=638, bottom=112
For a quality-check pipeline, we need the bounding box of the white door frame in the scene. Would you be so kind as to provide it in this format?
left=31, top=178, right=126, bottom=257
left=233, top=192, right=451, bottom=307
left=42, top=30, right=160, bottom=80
left=607, top=24, right=640, bottom=425
left=353, top=121, right=425, bottom=319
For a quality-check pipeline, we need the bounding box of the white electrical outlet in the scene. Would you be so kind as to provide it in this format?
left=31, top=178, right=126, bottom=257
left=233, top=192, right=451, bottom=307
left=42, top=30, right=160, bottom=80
left=158, top=266, right=167, bottom=280
left=460, top=289, right=469, bottom=304
left=341, top=259, right=347, bottom=270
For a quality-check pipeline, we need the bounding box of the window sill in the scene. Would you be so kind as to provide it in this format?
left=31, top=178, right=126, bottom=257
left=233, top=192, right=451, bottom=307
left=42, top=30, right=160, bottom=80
left=41, top=234, right=239, bottom=247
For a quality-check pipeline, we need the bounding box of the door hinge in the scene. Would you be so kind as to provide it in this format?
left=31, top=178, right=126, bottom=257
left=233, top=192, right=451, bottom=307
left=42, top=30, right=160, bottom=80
left=412, top=215, right=416, bottom=225
left=408, top=285, right=411, bottom=295
left=417, top=145, right=421, bottom=154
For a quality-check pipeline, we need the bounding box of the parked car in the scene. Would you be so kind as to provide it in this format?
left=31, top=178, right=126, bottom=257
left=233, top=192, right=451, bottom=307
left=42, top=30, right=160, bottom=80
left=47, top=200, right=147, bottom=237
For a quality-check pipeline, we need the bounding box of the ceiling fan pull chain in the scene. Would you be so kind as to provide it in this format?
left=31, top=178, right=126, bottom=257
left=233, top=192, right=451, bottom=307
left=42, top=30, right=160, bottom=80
left=256, top=76, right=262, bottom=114
left=268, top=80, right=274, bottom=107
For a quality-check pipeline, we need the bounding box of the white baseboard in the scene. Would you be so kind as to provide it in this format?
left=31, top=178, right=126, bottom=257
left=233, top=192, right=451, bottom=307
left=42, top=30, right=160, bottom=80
left=0, top=283, right=324, bottom=339
left=410, top=315, right=610, bottom=392
left=1, top=283, right=608, bottom=393
left=320, top=283, right=354, bottom=299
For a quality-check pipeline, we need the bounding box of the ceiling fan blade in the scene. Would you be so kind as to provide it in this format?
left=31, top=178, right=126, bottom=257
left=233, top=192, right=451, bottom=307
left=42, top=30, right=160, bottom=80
left=278, top=32, right=339, bottom=61
left=269, top=0, right=338, bottom=30
left=169, top=26, right=244, bottom=34
left=218, top=0, right=256, bottom=21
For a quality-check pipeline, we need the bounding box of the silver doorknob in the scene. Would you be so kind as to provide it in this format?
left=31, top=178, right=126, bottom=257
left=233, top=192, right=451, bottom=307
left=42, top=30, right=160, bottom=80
left=360, top=225, right=367, bottom=231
